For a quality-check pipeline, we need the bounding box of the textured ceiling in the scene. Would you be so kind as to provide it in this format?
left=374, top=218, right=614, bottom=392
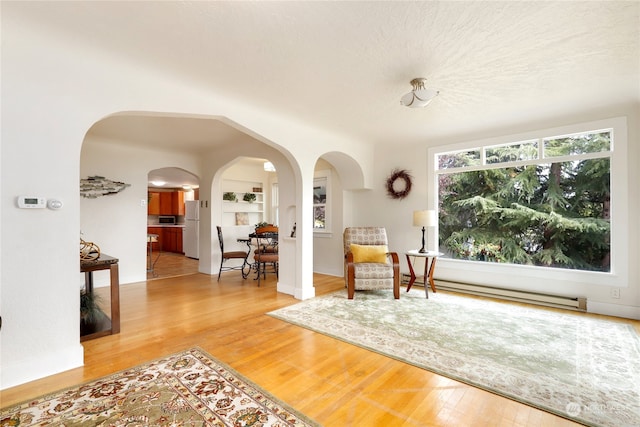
left=7, top=1, right=640, bottom=150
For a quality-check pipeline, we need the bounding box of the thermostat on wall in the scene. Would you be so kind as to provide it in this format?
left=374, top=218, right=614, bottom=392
left=17, top=196, right=46, bottom=209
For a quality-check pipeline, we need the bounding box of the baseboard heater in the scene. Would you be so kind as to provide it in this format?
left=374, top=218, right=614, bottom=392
left=403, top=275, right=586, bottom=311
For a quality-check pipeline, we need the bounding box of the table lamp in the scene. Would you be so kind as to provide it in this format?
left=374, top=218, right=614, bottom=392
left=413, top=210, right=436, bottom=253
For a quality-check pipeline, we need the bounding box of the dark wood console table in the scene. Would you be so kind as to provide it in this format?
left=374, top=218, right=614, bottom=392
left=80, top=254, right=120, bottom=341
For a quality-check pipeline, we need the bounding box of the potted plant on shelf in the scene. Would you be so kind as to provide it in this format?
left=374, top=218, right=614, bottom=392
left=223, top=192, right=237, bottom=202
left=243, top=192, right=257, bottom=203
left=80, top=290, right=106, bottom=336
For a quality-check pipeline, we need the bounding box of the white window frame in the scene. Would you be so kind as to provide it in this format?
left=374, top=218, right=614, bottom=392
left=428, top=117, right=628, bottom=288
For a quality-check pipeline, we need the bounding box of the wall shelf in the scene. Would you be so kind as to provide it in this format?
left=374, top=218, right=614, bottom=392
left=222, top=180, right=265, bottom=226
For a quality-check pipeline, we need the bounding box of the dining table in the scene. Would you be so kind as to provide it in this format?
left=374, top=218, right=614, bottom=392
left=237, top=232, right=279, bottom=248
left=237, top=232, right=278, bottom=278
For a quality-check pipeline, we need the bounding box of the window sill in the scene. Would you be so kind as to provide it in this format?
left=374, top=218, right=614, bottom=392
left=313, top=231, right=333, bottom=238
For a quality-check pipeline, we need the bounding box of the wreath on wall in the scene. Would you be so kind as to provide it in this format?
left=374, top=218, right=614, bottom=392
left=386, top=168, right=413, bottom=200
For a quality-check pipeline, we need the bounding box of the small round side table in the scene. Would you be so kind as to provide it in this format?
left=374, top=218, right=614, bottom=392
left=405, top=250, right=443, bottom=298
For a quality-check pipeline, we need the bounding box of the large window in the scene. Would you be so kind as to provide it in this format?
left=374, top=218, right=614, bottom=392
left=434, top=125, right=620, bottom=275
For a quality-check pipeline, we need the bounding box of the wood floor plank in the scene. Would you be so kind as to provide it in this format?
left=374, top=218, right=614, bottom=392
left=2, top=255, right=637, bottom=426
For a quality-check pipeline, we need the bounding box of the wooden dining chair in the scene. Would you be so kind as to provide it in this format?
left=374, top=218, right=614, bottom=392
left=217, top=226, right=250, bottom=281
left=253, top=227, right=278, bottom=287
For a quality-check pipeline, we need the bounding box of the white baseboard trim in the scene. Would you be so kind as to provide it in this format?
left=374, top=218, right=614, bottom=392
left=277, top=281, right=316, bottom=300
left=587, top=300, right=640, bottom=320
left=1, top=344, right=84, bottom=390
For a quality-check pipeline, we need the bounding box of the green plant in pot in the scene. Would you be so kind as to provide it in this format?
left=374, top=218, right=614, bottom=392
left=223, top=192, right=237, bottom=202
left=255, top=221, right=269, bottom=229
left=243, top=192, right=257, bottom=203
left=80, top=290, right=106, bottom=335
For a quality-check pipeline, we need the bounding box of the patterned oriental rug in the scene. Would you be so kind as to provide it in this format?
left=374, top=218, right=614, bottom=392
left=269, top=289, right=640, bottom=427
left=1, top=347, right=318, bottom=427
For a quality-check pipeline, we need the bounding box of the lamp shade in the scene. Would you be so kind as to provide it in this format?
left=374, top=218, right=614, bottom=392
left=413, top=210, right=437, bottom=227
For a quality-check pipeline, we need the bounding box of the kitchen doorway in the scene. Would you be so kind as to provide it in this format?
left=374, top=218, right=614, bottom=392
left=147, top=167, right=200, bottom=280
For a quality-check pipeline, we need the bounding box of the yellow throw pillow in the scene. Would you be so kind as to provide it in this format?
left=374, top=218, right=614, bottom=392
left=350, top=244, right=389, bottom=264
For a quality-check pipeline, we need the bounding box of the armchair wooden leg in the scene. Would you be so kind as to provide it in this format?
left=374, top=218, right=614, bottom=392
left=391, top=252, right=400, bottom=299
left=347, top=261, right=355, bottom=299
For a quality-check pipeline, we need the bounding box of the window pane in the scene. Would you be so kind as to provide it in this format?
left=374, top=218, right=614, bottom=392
left=543, top=131, right=611, bottom=158
left=313, top=176, right=327, bottom=230
left=485, top=140, right=538, bottom=164
left=313, top=206, right=325, bottom=229
left=437, top=150, right=481, bottom=170
left=438, top=158, right=610, bottom=272
left=313, top=180, right=327, bottom=203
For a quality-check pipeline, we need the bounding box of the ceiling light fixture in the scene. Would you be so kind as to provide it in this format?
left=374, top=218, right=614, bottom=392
left=150, top=180, right=166, bottom=186
left=400, top=78, right=439, bottom=108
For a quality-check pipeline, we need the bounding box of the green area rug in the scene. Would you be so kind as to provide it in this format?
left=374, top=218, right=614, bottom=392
left=1, top=347, right=318, bottom=427
left=269, top=289, right=640, bottom=427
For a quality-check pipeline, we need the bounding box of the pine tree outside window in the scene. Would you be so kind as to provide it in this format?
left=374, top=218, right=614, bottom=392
left=434, top=127, right=616, bottom=273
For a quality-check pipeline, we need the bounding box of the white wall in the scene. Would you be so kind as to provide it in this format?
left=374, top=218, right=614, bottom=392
left=1, top=12, right=374, bottom=389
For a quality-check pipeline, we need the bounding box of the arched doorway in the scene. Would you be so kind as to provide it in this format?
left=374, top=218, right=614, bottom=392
left=311, top=152, right=365, bottom=277
left=80, top=111, right=296, bottom=288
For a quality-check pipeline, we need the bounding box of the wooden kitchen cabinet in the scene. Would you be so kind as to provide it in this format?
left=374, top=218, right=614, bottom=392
left=165, top=228, right=176, bottom=252
left=147, top=227, right=163, bottom=252
left=159, top=192, right=174, bottom=215
left=174, top=191, right=185, bottom=216
left=163, top=228, right=174, bottom=252
left=156, top=191, right=185, bottom=216
left=148, top=192, right=160, bottom=215
left=164, top=227, right=183, bottom=253
left=176, top=228, right=183, bottom=253
left=147, top=226, right=183, bottom=253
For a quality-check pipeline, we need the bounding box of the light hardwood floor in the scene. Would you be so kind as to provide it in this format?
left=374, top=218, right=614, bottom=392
left=3, top=264, right=638, bottom=426
left=146, top=251, right=199, bottom=281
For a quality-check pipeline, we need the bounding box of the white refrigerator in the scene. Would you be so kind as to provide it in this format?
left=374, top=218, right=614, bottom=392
left=183, top=200, right=199, bottom=259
